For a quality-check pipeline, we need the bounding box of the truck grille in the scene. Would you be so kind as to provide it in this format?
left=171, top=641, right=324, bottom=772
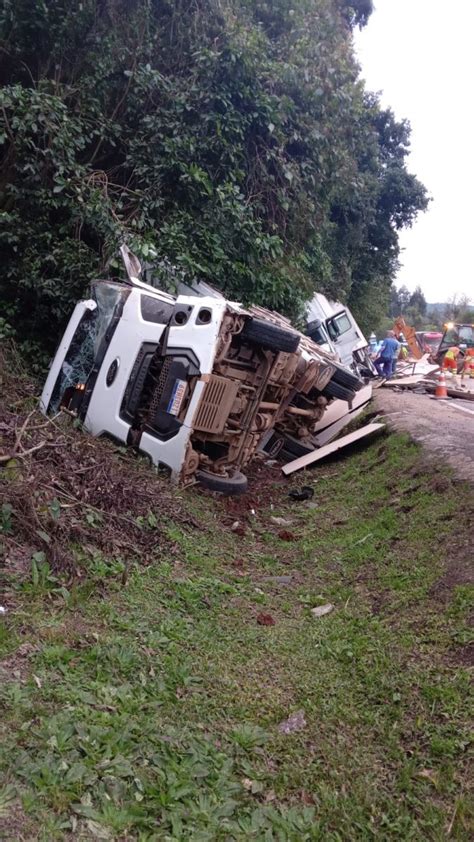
left=148, top=356, right=172, bottom=417
left=193, top=375, right=240, bottom=434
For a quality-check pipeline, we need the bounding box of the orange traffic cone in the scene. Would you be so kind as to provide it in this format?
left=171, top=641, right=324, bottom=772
left=433, top=370, right=448, bottom=400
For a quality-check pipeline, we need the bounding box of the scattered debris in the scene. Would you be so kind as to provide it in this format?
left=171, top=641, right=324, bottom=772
left=288, top=486, right=314, bottom=501
left=242, top=778, right=258, bottom=793
left=262, top=575, right=292, bottom=586
left=278, top=709, right=307, bottom=734
left=353, top=533, right=373, bottom=546
left=0, top=606, right=6, bottom=614
left=424, top=381, right=474, bottom=402
left=311, top=603, right=334, bottom=618
left=256, top=612, right=276, bottom=626
left=418, top=768, right=438, bottom=785
left=382, top=375, right=430, bottom=388
left=230, top=521, right=246, bottom=536
left=270, top=516, right=292, bottom=526
left=0, top=347, right=196, bottom=579
left=282, top=423, right=385, bottom=475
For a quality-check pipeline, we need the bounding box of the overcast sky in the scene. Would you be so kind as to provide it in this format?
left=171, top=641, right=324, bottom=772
left=354, top=0, right=474, bottom=303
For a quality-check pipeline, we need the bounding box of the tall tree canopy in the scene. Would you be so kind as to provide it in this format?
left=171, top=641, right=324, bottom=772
left=0, top=0, right=427, bottom=360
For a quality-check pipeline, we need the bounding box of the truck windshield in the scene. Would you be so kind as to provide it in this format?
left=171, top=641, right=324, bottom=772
left=440, top=325, right=474, bottom=351
left=49, top=282, right=129, bottom=413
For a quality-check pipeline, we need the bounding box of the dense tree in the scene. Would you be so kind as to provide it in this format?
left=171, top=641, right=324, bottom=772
left=444, top=294, right=474, bottom=323
left=0, top=0, right=427, bottom=360
left=409, top=285, right=427, bottom=316
left=339, top=1, right=374, bottom=28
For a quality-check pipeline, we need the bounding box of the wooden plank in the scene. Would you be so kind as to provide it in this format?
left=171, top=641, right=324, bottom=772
left=382, top=376, right=429, bottom=387
left=312, top=400, right=371, bottom=447
left=446, top=388, right=474, bottom=401
left=282, top=422, right=385, bottom=475
left=312, top=384, right=372, bottom=433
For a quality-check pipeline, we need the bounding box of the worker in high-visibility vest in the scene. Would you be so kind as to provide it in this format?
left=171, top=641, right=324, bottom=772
left=461, top=349, right=474, bottom=380
left=442, top=346, right=461, bottom=376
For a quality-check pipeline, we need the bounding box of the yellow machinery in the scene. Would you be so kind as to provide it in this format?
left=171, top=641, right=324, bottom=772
left=392, top=317, right=422, bottom=360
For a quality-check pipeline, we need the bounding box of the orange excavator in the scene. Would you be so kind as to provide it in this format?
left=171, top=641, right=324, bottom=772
left=392, top=317, right=422, bottom=360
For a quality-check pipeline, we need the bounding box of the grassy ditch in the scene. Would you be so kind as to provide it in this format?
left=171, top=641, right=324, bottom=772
left=0, top=369, right=473, bottom=839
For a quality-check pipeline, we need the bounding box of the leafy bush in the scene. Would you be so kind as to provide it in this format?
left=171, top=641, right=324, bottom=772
left=0, top=0, right=427, bottom=360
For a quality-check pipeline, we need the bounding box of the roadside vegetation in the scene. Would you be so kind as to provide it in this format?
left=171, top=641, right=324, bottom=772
left=1, top=353, right=472, bottom=840
left=0, top=0, right=427, bottom=366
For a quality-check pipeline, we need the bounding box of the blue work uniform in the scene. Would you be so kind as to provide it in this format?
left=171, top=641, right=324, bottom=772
left=375, top=337, right=400, bottom=378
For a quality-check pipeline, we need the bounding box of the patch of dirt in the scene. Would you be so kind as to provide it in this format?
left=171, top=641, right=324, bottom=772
left=0, top=346, right=199, bottom=583
left=207, top=459, right=287, bottom=521
left=430, top=550, right=474, bottom=601
left=428, top=476, right=453, bottom=493
left=0, top=642, right=38, bottom=683
left=0, top=799, right=39, bottom=842
left=370, top=590, right=391, bottom=616
left=449, top=643, right=474, bottom=667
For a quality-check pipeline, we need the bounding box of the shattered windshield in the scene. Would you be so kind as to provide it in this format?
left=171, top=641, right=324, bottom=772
left=49, top=282, right=129, bottom=413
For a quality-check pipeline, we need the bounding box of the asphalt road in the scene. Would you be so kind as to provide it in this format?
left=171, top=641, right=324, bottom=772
left=374, top=388, right=474, bottom=484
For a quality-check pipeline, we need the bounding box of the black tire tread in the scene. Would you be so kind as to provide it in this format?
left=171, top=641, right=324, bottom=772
left=331, top=365, right=364, bottom=391
left=241, top=318, right=300, bottom=354
left=196, top=468, right=248, bottom=496
left=322, top=380, right=356, bottom=402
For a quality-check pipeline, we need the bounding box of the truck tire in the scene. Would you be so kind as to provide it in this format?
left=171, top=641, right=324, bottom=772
left=331, top=365, right=364, bottom=392
left=196, top=469, right=248, bottom=496
left=322, top=380, right=356, bottom=402
left=241, top=318, right=300, bottom=354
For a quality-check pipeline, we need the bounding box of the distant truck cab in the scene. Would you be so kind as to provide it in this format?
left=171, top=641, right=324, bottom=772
left=434, top=323, right=474, bottom=368
left=305, top=293, right=376, bottom=377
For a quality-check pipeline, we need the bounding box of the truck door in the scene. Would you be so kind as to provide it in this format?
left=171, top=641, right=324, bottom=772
left=326, top=311, right=361, bottom=368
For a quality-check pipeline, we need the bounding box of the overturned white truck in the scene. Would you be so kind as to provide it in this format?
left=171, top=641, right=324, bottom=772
left=41, top=248, right=368, bottom=493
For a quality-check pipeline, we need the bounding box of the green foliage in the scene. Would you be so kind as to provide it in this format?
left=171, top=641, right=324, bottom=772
left=0, top=0, right=427, bottom=358
left=386, top=284, right=433, bottom=331
left=444, top=294, right=474, bottom=323
left=1, top=430, right=472, bottom=838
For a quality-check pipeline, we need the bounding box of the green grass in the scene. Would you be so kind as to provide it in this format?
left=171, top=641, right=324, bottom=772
left=0, top=433, right=473, bottom=840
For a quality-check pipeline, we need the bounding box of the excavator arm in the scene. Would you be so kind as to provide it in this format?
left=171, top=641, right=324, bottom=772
left=392, top=317, right=422, bottom=360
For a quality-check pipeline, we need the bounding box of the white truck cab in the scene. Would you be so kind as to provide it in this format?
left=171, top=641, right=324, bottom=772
left=306, top=293, right=375, bottom=376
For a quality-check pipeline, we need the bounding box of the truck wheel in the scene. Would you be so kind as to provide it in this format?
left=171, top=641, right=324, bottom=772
left=331, top=365, right=364, bottom=391
left=322, top=380, right=356, bottom=402
left=196, top=469, right=248, bottom=495
left=241, top=318, right=300, bottom=353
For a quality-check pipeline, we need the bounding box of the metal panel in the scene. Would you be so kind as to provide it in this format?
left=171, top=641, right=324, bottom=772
left=282, top=422, right=385, bottom=475
left=193, top=375, right=240, bottom=434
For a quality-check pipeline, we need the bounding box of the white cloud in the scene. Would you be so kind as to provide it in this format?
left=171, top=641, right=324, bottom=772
left=354, top=0, right=474, bottom=302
